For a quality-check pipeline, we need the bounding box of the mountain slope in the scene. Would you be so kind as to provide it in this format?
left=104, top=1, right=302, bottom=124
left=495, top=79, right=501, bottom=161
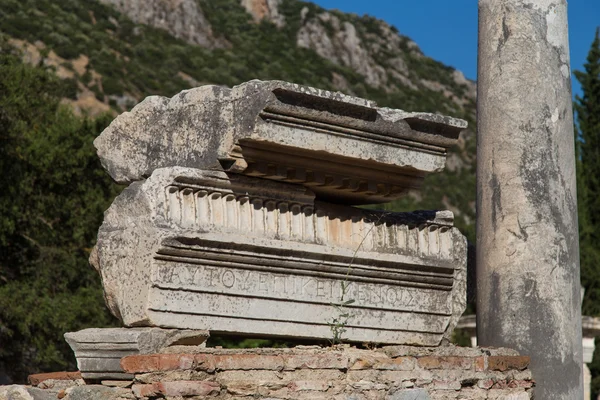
left=0, top=0, right=476, bottom=231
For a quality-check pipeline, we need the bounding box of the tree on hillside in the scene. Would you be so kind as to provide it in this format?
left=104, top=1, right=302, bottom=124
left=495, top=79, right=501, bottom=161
left=0, top=41, right=119, bottom=383
left=574, top=27, right=600, bottom=398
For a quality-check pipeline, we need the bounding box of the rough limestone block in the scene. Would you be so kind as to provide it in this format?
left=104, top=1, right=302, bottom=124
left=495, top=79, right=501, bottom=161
left=63, top=385, right=134, bottom=400
left=92, top=167, right=467, bottom=345
left=64, top=328, right=208, bottom=380
left=0, top=386, right=58, bottom=400
left=389, top=388, right=430, bottom=399
left=95, top=80, right=466, bottom=204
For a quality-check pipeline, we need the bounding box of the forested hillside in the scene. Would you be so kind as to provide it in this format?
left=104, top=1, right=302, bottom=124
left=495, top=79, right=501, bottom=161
left=0, top=0, right=489, bottom=383
left=0, top=43, right=120, bottom=382
left=0, top=0, right=478, bottom=236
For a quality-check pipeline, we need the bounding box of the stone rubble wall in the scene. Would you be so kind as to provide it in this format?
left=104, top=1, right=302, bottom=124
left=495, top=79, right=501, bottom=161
left=3, top=345, right=533, bottom=400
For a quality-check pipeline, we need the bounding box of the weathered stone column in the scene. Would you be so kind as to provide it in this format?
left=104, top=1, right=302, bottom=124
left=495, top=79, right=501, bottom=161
left=476, top=1, right=583, bottom=398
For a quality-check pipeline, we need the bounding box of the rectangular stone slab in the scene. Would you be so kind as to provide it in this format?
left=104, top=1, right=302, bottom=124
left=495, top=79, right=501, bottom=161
left=92, top=168, right=467, bottom=345
left=94, top=80, right=467, bottom=204
left=64, top=328, right=208, bottom=380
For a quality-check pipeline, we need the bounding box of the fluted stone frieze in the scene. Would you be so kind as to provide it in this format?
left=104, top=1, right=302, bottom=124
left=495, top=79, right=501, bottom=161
left=92, top=167, right=466, bottom=345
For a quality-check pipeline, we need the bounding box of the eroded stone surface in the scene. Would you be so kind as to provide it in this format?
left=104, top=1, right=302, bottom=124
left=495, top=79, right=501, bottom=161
left=95, top=80, right=466, bottom=204
left=93, top=167, right=467, bottom=344
left=389, top=388, right=430, bottom=400
left=2, top=346, right=533, bottom=399
left=477, top=1, right=582, bottom=398
left=64, top=385, right=135, bottom=400
left=64, top=328, right=208, bottom=380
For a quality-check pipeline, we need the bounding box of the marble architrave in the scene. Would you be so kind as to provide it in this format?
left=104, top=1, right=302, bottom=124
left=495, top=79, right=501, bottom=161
left=95, top=80, right=466, bottom=204
left=93, top=167, right=467, bottom=345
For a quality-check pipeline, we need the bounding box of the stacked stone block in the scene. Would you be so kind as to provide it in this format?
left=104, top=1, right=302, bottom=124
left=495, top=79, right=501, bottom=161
left=4, top=345, right=533, bottom=399
left=122, top=346, right=533, bottom=399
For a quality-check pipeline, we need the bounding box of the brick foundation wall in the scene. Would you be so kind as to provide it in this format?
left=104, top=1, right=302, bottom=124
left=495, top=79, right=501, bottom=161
left=117, top=345, right=533, bottom=399
left=2, top=345, right=534, bottom=400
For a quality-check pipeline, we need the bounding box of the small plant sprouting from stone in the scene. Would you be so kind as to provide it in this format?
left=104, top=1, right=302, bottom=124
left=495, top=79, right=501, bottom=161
left=329, top=283, right=355, bottom=345
left=329, top=211, right=388, bottom=345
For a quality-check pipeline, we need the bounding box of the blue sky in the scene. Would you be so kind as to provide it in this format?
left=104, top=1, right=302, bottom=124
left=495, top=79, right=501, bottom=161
left=312, top=1, right=599, bottom=99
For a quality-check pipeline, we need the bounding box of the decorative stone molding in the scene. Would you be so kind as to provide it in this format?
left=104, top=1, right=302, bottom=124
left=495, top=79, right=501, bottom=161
left=63, top=328, right=209, bottom=380
left=95, top=80, right=466, bottom=204
left=92, top=167, right=467, bottom=345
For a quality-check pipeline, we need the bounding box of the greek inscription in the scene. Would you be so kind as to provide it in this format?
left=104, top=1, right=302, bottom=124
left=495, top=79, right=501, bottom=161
left=358, top=284, right=367, bottom=303
left=206, top=267, right=219, bottom=287
left=259, top=273, right=268, bottom=292
left=157, top=266, right=174, bottom=283
left=370, top=286, right=382, bottom=304
left=386, top=287, right=397, bottom=303
left=301, top=278, right=314, bottom=295
left=317, top=280, right=326, bottom=297
left=239, top=270, right=252, bottom=290
left=154, top=263, right=430, bottom=310
left=404, top=289, right=415, bottom=307
left=221, top=270, right=235, bottom=288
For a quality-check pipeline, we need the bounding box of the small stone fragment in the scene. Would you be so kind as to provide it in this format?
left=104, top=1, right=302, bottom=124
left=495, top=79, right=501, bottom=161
left=28, top=372, right=81, bottom=386
left=100, top=381, right=132, bottom=388
left=64, top=385, right=135, bottom=400
left=388, top=388, right=431, bottom=399
left=64, top=327, right=208, bottom=380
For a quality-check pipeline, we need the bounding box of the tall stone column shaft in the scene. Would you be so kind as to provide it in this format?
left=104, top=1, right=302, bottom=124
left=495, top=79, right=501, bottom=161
left=476, top=1, right=583, bottom=398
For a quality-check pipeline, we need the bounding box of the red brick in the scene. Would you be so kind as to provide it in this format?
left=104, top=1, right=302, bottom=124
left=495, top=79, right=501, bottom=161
left=193, top=354, right=217, bottom=372
left=474, top=356, right=486, bottom=372
left=133, top=381, right=220, bottom=397
left=487, top=356, right=530, bottom=371
left=28, top=371, right=81, bottom=385
left=430, top=380, right=462, bottom=390
left=417, top=356, right=473, bottom=370
left=132, top=383, right=158, bottom=398
left=508, top=380, right=534, bottom=389
left=122, top=355, right=159, bottom=373
left=349, top=359, right=373, bottom=370
left=213, top=354, right=284, bottom=371
left=490, top=379, right=533, bottom=389
left=491, top=379, right=509, bottom=389
left=226, top=382, right=258, bottom=396
left=121, top=354, right=195, bottom=373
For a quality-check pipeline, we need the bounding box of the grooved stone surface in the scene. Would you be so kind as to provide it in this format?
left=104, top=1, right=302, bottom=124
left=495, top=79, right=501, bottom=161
left=95, top=80, right=466, bottom=204
left=64, top=328, right=208, bottom=380
left=477, top=1, right=582, bottom=398
left=92, top=167, right=467, bottom=345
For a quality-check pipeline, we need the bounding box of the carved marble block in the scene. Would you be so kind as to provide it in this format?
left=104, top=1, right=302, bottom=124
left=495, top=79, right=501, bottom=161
left=64, top=328, right=209, bottom=379
left=92, top=168, right=466, bottom=345
left=95, top=80, right=466, bottom=204
left=90, top=80, right=468, bottom=345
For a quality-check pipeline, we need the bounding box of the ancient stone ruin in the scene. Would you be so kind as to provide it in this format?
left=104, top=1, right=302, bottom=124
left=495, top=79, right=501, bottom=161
left=89, top=80, right=469, bottom=347
left=14, top=80, right=534, bottom=399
